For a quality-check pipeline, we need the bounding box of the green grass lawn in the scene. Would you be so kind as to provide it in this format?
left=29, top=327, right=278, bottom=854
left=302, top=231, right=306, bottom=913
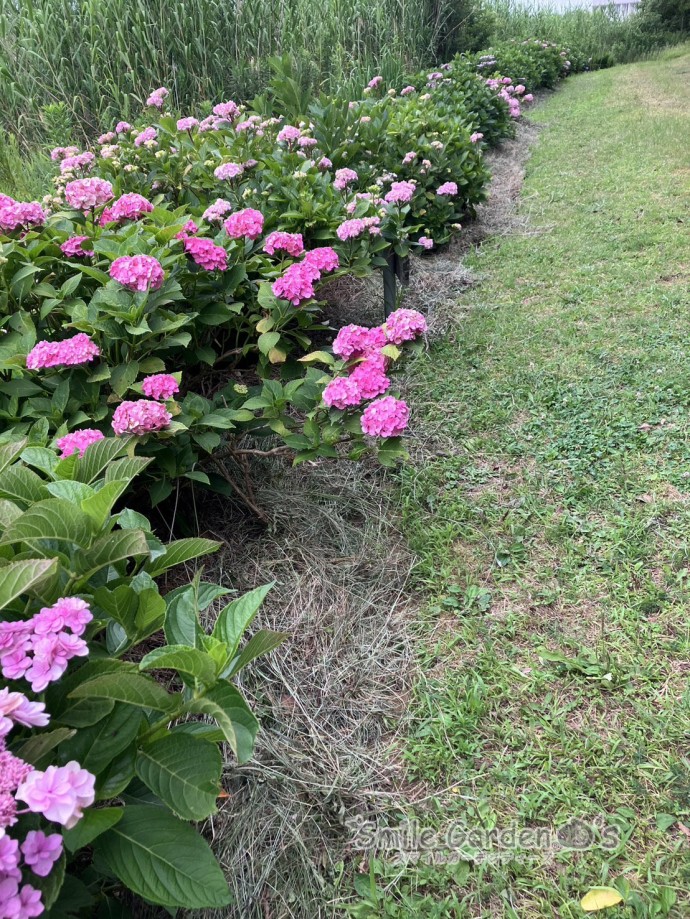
left=349, top=47, right=690, bottom=918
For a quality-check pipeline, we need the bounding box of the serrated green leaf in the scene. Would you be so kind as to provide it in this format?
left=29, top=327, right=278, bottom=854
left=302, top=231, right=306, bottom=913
left=139, top=645, right=218, bottom=684
left=63, top=807, right=123, bottom=853
left=135, top=734, right=222, bottom=821
left=69, top=672, right=176, bottom=713
left=0, top=557, right=57, bottom=610
left=212, top=583, right=273, bottom=657
left=187, top=683, right=259, bottom=763
left=148, top=537, right=220, bottom=576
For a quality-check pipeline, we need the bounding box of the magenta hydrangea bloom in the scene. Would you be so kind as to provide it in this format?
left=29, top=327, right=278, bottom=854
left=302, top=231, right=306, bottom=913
left=277, top=124, right=300, bottom=144
left=26, top=333, right=100, bottom=371
left=298, top=136, right=317, bottom=148
left=367, top=75, right=383, bottom=89
left=146, top=86, right=169, bottom=108
left=264, top=231, right=304, bottom=258
left=0, top=200, right=47, bottom=233
left=302, top=247, right=339, bottom=273
left=332, top=324, right=386, bottom=361
left=110, top=193, right=154, bottom=223
left=361, top=396, right=409, bottom=438
left=0, top=792, right=18, bottom=829
left=272, top=262, right=320, bottom=305
left=322, top=376, right=363, bottom=409
left=349, top=357, right=391, bottom=399
left=175, top=219, right=198, bottom=240
left=0, top=880, right=43, bottom=919
left=60, top=236, right=94, bottom=258
left=32, top=598, right=92, bottom=638
left=334, top=168, right=358, bottom=191
left=112, top=400, right=172, bottom=436
left=384, top=308, right=427, bottom=344
left=110, top=255, right=164, bottom=292
left=141, top=373, right=179, bottom=401
left=223, top=208, right=264, bottom=240
left=55, top=429, right=105, bottom=458
left=16, top=762, right=95, bottom=829
left=214, top=162, right=243, bottom=181
left=317, top=156, right=332, bottom=170
left=202, top=199, right=233, bottom=223
left=97, top=131, right=116, bottom=144
left=64, top=177, right=113, bottom=211
left=21, top=832, right=63, bottom=878
left=183, top=237, right=228, bottom=271
left=436, top=181, right=458, bottom=196
left=0, top=749, right=32, bottom=793
left=385, top=180, right=416, bottom=205
left=134, top=126, right=158, bottom=147
left=401, top=85, right=416, bottom=95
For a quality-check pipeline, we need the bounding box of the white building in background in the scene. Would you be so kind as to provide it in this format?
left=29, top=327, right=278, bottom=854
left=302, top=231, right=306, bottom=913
left=592, top=0, right=641, bottom=15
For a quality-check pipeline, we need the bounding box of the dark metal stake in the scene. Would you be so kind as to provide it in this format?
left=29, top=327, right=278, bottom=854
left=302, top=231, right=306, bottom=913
left=383, top=251, right=397, bottom=318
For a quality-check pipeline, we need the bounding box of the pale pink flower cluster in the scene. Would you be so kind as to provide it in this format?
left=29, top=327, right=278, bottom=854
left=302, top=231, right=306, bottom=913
left=146, top=86, right=169, bottom=108
left=385, top=180, right=416, bottom=205
left=272, top=262, right=320, bottom=306
left=115, top=121, right=131, bottom=133
left=177, top=116, right=199, bottom=132
left=0, top=690, right=49, bottom=739
left=60, top=151, right=95, bottom=175
left=317, top=157, right=332, bottom=170
left=109, top=192, right=154, bottom=223
left=17, top=762, right=95, bottom=829
left=334, top=168, right=358, bottom=191
left=20, top=831, right=63, bottom=877
left=277, top=124, right=301, bottom=144
left=303, top=247, right=339, bottom=273
left=436, top=181, right=458, bottom=196
left=367, top=75, right=383, bottom=89
left=336, top=216, right=381, bottom=241
left=141, top=373, right=179, bottom=401
left=112, top=399, right=172, bottom=435
left=50, top=145, right=79, bottom=162
left=224, top=208, right=264, bottom=240
left=55, top=428, right=105, bottom=458
left=0, top=599, right=92, bottom=693
left=134, top=126, right=158, bottom=147
left=470, top=132, right=484, bottom=143
left=402, top=151, right=417, bottom=165
left=418, top=236, right=434, bottom=250
left=26, top=333, right=100, bottom=371
left=59, top=235, right=93, bottom=258
left=64, top=177, right=113, bottom=210
left=175, top=219, right=198, bottom=240
left=384, top=308, right=428, bottom=344
left=298, top=136, right=317, bottom=149
left=202, top=199, right=233, bottom=223
left=0, top=199, right=46, bottom=233
left=214, top=162, right=244, bottom=181
left=213, top=100, right=240, bottom=120
left=401, top=85, right=416, bottom=95
left=361, top=396, right=409, bottom=437
left=109, top=255, right=164, bottom=292
left=183, top=236, right=228, bottom=271
left=524, top=93, right=534, bottom=103
left=264, top=231, right=304, bottom=258
left=97, top=131, right=116, bottom=144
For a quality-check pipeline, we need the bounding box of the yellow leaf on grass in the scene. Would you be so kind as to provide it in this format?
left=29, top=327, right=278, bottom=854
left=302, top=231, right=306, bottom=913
left=581, top=887, right=624, bottom=911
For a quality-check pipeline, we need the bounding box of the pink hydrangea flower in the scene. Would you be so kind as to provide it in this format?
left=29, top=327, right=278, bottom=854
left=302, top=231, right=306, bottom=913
left=146, top=86, right=169, bottom=108
left=32, top=598, right=92, bottom=638
left=418, top=236, right=434, bottom=250
left=50, top=146, right=79, bottom=162
left=223, top=208, right=264, bottom=240
left=336, top=216, right=380, bottom=241
left=0, top=750, right=32, bottom=793
left=332, top=324, right=386, bottom=360
left=202, top=199, right=233, bottom=223
left=112, top=400, right=172, bottom=436
left=367, top=75, right=383, bottom=89
left=349, top=357, right=390, bottom=399
left=436, top=182, right=458, bottom=196
left=177, top=116, right=198, bottom=132
left=401, top=85, right=416, bottom=95
left=24, top=633, right=89, bottom=693
left=0, top=793, right=18, bottom=829
left=60, top=236, right=94, bottom=258
left=141, top=373, right=179, bottom=401
left=115, top=121, right=131, bottom=134
left=317, top=157, right=332, bottom=170
left=214, top=162, right=243, bottom=181
left=60, top=151, right=95, bottom=175
left=134, top=126, right=157, bottom=147
left=97, top=131, right=116, bottom=144
left=0, top=200, right=47, bottom=233
left=175, top=219, right=198, bottom=240
left=16, top=762, right=95, bottom=829
left=183, top=237, right=227, bottom=271
left=323, top=376, right=362, bottom=409
left=0, top=690, right=49, bottom=737
left=64, top=177, right=113, bottom=211
left=21, top=832, right=63, bottom=877
left=361, top=396, right=409, bottom=438
left=298, top=136, right=317, bottom=148
left=524, top=93, right=534, bottom=103
left=55, top=429, right=105, bottom=458
left=470, top=132, right=484, bottom=143
left=110, top=255, right=164, bottom=292
left=213, top=100, right=240, bottom=120
left=277, top=124, right=301, bottom=144
left=402, top=151, right=417, bottom=165
left=264, top=231, right=304, bottom=258
left=334, top=168, right=358, bottom=191
left=26, top=333, right=100, bottom=371
left=384, top=308, right=427, bottom=344
left=272, top=262, right=320, bottom=305
left=385, top=180, right=416, bottom=205
left=109, top=193, right=154, bottom=223
left=0, top=880, right=43, bottom=919
left=302, top=247, right=339, bottom=273
left=0, top=832, right=19, bottom=873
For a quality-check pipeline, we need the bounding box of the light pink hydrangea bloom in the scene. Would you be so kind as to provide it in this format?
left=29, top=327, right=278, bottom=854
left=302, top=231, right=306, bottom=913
left=361, top=396, right=409, bottom=438
left=146, top=86, right=169, bottom=108
left=115, top=121, right=131, bottom=134
left=97, top=131, right=116, bottom=144
left=134, top=126, right=157, bottom=147
left=109, top=193, right=154, bottom=223
left=213, top=100, right=240, bottom=120
left=177, top=116, right=199, bottom=132
left=384, top=308, right=427, bottom=344
left=175, top=219, right=198, bottom=240
left=141, top=373, right=179, bottom=401
left=0, top=749, right=32, bottom=794
left=401, top=85, right=416, bottom=95
left=183, top=237, right=228, bottom=271
left=0, top=690, right=49, bottom=738
left=332, top=324, right=386, bottom=360
left=26, top=333, right=100, bottom=371
left=214, top=162, right=243, bottom=181
left=60, top=151, right=95, bottom=175
left=60, top=236, right=94, bottom=258
left=277, top=124, right=301, bottom=144
left=109, top=255, right=164, bottom=292
left=418, top=236, right=434, bottom=250
left=385, top=180, right=416, bottom=205
left=322, top=376, right=363, bottom=409
left=470, top=132, right=484, bottom=143
left=336, top=216, right=380, bottom=241
left=0, top=200, right=47, bottom=233
left=16, top=762, right=95, bottom=829
left=436, top=181, right=458, bottom=196
left=64, top=177, right=113, bottom=210
left=50, top=146, right=79, bottom=162
left=317, top=157, right=332, bottom=170
left=223, top=208, right=264, bottom=240
left=367, top=75, right=383, bottom=89
left=55, top=429, right=105, bottom=458
left=112, top=400, right=172, bottom=435
left=264, top=231, right=304, bottom=258
left=202, top=199, right=233, bottom=223
left=21, top=832, right=63, bottom=877
left=334, top=168, right=358, bottom=191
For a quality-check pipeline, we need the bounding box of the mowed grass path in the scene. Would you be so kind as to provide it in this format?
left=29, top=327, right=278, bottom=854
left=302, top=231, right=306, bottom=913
left=359, top=49, right=690, bottom=918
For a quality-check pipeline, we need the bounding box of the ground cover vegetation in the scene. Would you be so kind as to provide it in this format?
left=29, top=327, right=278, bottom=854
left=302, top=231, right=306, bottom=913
left=0, top=39, right=583, bottom=917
